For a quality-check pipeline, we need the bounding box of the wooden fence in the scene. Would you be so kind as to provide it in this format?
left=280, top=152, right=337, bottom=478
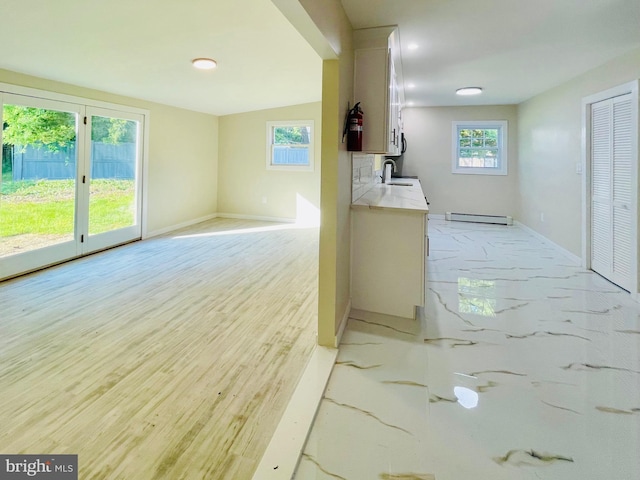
left=9, top=142, right=136, bottom=180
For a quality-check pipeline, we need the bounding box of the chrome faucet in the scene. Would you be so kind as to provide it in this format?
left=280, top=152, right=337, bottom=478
left=381, top=158, right=397, bottom=183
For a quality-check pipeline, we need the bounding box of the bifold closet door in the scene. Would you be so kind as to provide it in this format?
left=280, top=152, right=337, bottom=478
left=590, top=93, right=633, bottom=291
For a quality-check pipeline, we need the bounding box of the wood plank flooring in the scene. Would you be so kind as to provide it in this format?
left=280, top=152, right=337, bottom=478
left=0, top=218, right=319, bottom=479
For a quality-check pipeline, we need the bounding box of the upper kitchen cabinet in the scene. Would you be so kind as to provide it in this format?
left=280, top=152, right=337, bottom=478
left=353, top=26, right=405, bottom=155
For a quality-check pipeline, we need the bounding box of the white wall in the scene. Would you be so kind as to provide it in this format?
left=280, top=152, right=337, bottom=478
left=0, top=68, right=219, bottom=235
left=517, top=47, right=640, bottom=256
left=402, top=105, right=519, bottom=216
left=217, top=102, right=321, bottom=222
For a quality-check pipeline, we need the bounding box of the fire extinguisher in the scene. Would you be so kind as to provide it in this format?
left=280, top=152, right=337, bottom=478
left=346, top=102, right=363, bottom=151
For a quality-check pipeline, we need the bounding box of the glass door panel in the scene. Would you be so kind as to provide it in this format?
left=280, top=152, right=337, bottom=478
left=0, top=94, right=82, bottom=279
left=88, top=115, right=137, bottom=235
left=83, top=108, right=142, bottom=254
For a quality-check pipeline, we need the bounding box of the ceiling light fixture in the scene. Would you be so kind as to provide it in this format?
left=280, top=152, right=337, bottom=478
left=456, top=87, right=483, bottom=96
left=192, top=58, right=217, bottom=70
left=407, top=83, right=416, bottom=89
left=407, top=43, right=419, bottom=50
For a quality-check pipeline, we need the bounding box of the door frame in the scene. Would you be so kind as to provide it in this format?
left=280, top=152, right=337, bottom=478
left=0, top=82, right=150, bottom=280
left=581, top=80, right=639, bottom=295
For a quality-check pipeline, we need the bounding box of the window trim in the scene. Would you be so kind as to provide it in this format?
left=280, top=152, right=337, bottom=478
left=266, top=120, right=314, bottom=172
left=451, top=120, right=508, bottom=175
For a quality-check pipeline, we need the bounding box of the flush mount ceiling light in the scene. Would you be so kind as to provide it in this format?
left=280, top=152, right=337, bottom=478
left=192, top=58, right=217, bottom=70
left=407, top=43, right=419, bottom=50
left=456, top=87, right=483, bottom=96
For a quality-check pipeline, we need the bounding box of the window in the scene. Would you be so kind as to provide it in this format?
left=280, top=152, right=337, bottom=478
left=266, top=120, right=314, bottom=172
left=452, top=121, right=507, bottom=175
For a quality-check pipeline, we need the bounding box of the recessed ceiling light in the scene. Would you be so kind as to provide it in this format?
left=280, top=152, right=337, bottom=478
left=407, top=43, right=419, bottom=50
left=407, top=83, right=416, bottom=89
left=456, top=87, right=483, bottom=96
left=192, top=58, right=217, bottom=70
left=407, top=101, right=415, bottom=106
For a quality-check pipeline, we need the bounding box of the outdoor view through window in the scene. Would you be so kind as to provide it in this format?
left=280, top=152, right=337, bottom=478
left=1, top=95, right=142, bottom=280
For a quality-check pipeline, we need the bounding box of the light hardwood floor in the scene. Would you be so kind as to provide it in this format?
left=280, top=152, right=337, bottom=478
left=0, top=218, right=319, bottom=479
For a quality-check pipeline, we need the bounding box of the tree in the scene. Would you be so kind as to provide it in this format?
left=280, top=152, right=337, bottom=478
left=91, top=116, right=136, bottom=144
left=274, top=126, right=310, bottom=145
left=2, top=106, right=136, bottom=152
left=3, top=105, right=76, bottom=152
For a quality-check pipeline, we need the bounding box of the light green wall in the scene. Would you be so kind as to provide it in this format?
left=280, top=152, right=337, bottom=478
left=218, top=102, right=321, bottom=221
left=0, top=69, right=219, bottom=235
left=517, top=47, right=640, bottom=256
left=275, top=0, right=354, bottom=347
left=402, top=105, right=519, bottom=217
left=302, top=0, right=354, bottom=347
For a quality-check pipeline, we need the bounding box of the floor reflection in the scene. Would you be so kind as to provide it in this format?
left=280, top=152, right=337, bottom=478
left=458, top=277, right=496, bottom=317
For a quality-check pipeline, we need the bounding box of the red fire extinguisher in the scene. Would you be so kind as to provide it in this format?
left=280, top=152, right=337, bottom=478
left=346, top=102, right=363, bottom=151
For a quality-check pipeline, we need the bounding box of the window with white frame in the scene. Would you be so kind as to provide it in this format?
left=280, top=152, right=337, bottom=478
left=266, top=120, right=314, bottom=171
left=452, top=121, right=507, bottom=175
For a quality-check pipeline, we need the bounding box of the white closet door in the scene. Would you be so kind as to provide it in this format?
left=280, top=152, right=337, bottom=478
left=591, top=99, right=612, bottom=278
left=590, top=93, right=633, bottom=291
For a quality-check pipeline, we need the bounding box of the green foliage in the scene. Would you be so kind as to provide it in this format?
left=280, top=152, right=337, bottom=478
left=459, top=128, right=498, bottom=159
left=459, top=128, right=497, bottom=148
left=1, top=107, right=136, bottom=161
left=91, top=116, right=137, bottom=144
left=3, top=105, right=76, bottom=152
left=274, top=125, right=310, bottom=145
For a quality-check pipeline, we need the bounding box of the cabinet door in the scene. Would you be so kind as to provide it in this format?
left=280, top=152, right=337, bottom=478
left=354, top=47, right=390, bottom=153
left=387, top=57, right=397, bottom=154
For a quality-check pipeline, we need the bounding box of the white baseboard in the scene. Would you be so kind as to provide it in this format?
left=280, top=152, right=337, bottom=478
left=145, top=213, right=302, bottom=239
left=144, top=213, right=218, bottom=238
left=335, top=299, right=351, bottom=347
left=428, top=213, right=445, bottom=220
left=251, top=345, right=338, bottom=480
left=514, top=221, right=581, bottom=265
left=217, top=212, right=296, bottom=224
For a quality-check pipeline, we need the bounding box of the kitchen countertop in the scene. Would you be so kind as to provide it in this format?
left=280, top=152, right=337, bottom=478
left=351, top=178, right=429, bottom=213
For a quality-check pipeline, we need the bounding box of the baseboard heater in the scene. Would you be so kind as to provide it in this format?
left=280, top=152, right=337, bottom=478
left=445, top=212, right=513, bottom=226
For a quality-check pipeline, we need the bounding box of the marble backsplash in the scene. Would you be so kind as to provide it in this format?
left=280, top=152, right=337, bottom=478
left=352, top=153, right=376, bottom=202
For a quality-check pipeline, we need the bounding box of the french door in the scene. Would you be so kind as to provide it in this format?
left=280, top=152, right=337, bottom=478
left=83, top=107, right=143, bottom=254
left=0, top=93, right=144, bottom=280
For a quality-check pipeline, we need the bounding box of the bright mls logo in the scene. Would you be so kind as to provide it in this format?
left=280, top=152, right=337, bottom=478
left=0, top=455, right=77, bottom=479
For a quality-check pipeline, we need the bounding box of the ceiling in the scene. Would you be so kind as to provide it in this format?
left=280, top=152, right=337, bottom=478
left=342, top=0, right=640, bottom=107
left=1, top=1, right=639, bottom=116
left=0, top=0, right=322, bottom=116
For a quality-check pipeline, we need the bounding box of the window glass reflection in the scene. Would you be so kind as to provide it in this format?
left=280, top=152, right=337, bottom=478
left=458, top=277, right=496, bottom=317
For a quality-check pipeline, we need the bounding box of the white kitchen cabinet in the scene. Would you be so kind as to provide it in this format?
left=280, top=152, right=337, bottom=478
left=353, top=27, right=404, bottom=155
left=351, top=179, right=428, bottom=319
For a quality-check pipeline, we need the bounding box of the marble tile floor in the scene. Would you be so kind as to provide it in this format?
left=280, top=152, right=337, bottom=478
left=294, top=219, right=640, bottom=480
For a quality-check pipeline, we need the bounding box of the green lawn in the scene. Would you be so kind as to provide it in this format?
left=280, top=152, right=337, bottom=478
left=0, top=178, right=134, bottom=237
